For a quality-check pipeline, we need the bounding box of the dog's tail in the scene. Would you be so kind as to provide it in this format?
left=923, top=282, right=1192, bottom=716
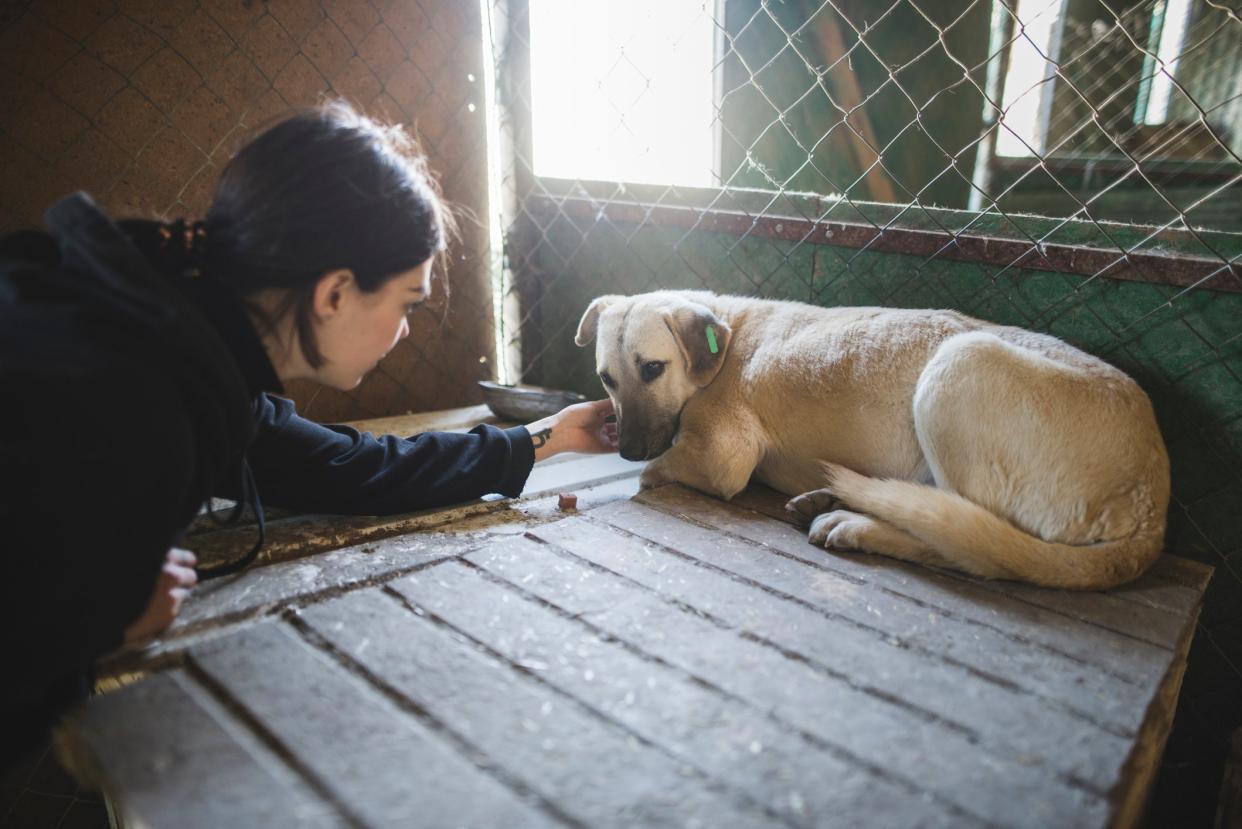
left=823, top=464, right=1165, bottom=590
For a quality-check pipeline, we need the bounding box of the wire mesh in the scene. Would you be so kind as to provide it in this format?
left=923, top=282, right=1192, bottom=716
left=0, top=0, right=1238, bottom=822
left=489, top=0, right=1242, bottom=823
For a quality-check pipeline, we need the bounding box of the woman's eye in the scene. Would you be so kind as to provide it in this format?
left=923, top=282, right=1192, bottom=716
left=599, top=371, right=616, bottom=389
left=640, top=361, right=665, bottom=383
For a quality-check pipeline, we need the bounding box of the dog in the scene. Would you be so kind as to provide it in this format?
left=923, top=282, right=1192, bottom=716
left=575, top=290, right=1170, bottom=589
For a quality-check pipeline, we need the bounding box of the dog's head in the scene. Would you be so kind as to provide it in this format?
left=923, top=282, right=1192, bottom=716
left=575, top=291, right=732, bottom=461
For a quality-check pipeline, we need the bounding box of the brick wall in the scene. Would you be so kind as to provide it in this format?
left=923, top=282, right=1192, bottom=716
left=0, top=0, right=496, bottom=421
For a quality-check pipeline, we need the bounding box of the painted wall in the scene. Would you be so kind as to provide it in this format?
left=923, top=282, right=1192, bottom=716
left=0, top=0, right=495, bottom=421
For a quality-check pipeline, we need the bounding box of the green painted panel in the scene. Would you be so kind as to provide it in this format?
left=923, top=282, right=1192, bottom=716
left=536, top=180, right=1242, bottom=262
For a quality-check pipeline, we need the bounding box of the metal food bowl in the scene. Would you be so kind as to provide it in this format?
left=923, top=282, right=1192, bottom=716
left=478, top=381, right=588, bottom=422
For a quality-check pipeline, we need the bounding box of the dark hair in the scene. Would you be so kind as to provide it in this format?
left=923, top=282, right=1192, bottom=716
left=200, top=100, right=454, bottom=368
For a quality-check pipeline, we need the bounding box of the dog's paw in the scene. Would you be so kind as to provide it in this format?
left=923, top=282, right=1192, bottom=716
left=785, top=487, right=840, bottom=526
left=639, top=463, right=669, bottom=490
left=808, top=509, right=873, bottom=551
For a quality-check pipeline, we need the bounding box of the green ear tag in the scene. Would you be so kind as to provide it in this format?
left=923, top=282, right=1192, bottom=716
left=706, top=325, right=719, bottom=354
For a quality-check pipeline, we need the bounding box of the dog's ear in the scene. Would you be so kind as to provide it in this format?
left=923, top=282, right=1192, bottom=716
left=575, top=295, right=621, bottom=346
left=666, top=302, right=731, bottom=387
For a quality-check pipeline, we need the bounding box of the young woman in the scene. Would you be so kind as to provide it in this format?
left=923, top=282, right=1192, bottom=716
left=0, top=101, right=616, bottom=767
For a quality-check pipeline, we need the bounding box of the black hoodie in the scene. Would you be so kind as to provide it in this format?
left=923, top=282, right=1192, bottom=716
left=0, top=193, right=534, bottom=764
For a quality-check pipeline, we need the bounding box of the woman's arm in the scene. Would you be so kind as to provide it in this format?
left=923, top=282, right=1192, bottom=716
left=236, top=394, right=617, bottom=516
left=522, top=398, right=618, bottom=462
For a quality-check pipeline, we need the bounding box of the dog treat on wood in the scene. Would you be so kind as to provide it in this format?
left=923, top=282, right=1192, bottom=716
left=558, top=493, right=578, bottom=511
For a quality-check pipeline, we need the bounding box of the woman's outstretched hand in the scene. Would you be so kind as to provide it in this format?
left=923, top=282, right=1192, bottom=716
left=526, top=398, right=618, bottom=461
left=123, top=547, right=198, bottom=644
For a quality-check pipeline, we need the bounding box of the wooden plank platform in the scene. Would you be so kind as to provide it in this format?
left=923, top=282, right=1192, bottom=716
left=58, top=409, right=1212, bottom=829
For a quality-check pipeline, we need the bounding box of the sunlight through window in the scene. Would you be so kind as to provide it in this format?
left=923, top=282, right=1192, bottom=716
left=995, top=0, right=1065, bottom=157
left=1142, top=0, right=1191, bottom=125
left=529, top=0, right=716, bottom=186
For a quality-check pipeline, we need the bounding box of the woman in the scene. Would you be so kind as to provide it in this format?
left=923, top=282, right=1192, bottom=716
left=0, top=101, right=616, bottom=766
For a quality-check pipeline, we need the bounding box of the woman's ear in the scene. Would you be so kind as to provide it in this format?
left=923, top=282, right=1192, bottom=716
left=312, top=269, right=356, bottom=320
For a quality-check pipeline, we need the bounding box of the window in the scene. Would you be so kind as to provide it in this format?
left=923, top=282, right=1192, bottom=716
left=529, top=0, right=717, bottom=187
left=996, top=0, right=1065, bottom=157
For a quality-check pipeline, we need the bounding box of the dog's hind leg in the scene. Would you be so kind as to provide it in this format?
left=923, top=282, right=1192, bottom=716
left=785, top=487, right=840, bottom=522
left=808, top=509, right=951, bottom=567
left=788, top=488, right=950, bottom=567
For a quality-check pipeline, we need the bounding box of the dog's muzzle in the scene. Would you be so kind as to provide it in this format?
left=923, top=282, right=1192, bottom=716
left=617, top=417, right=675, bottom=462
left=619, top=441, right=649, bottom=462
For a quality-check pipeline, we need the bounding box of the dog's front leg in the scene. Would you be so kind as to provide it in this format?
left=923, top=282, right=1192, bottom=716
left=639, top=428, right=758, bottom=501
left=637, top=453, right=678, bottom=490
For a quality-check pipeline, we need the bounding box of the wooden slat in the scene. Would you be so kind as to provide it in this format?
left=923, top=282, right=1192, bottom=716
left=523, top=452, right=646, bottom=493
left=1137, top=555, right=1216, bottom=591
left=189, top=622, right=558, bottom=829
left=1078, top=568, right=1209, bottom=616
left=299, top=588, right=790, bottom=829
left=647, top=485, right=1178, bottom=684
left=515, top=520, right=1129, bottom=797
left=391, top=558, right=1105, bottom=828
left=342, top=404, right=502, bottom=436
left=466, top=534, right=1107, bottom=825
left=102, top=479, right=644, bottom=680
left=188, top=500, right=508, bottom=568
left=982, top=579, right=1195, bottom=645
left=1108, top=619, right=1198, bottom=829
left=601, top=496, right=1159, bottom=737
left=506, top=476, right=641, bottom=521
left=729, top=484, right=1211, bottom=621
left=98, top=532, right=474, bottom=679
left=60, top=672, right=346, bottom=829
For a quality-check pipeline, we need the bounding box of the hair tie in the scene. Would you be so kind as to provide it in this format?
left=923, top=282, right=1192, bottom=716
left=158, top=218, right=209, bottom=277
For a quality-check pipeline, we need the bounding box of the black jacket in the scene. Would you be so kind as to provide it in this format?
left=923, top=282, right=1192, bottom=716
left=0, top=193, right=534, bottom=764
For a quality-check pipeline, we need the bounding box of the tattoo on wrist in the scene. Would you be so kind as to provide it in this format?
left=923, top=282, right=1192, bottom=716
left=530, top=427, right=552, bottom=449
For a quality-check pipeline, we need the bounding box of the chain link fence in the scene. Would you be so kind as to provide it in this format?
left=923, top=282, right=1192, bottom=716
left=1, top=0, right=1239, bottom=823
left=487, top=0, right=1241, bottom=823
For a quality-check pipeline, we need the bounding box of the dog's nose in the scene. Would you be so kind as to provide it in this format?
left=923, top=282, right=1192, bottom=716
left=618, top=434, right=648, bottom=461
left=619, top=444, right=646, bottom=462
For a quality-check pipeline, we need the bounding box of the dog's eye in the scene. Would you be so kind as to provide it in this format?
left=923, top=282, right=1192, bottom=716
left=599, top=370, right=616, bottom=389
left=640, top=361, right=665, bottom=383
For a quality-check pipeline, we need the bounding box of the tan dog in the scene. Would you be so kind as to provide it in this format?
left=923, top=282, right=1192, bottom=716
left=575, top=290, right=1170, bottom=589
